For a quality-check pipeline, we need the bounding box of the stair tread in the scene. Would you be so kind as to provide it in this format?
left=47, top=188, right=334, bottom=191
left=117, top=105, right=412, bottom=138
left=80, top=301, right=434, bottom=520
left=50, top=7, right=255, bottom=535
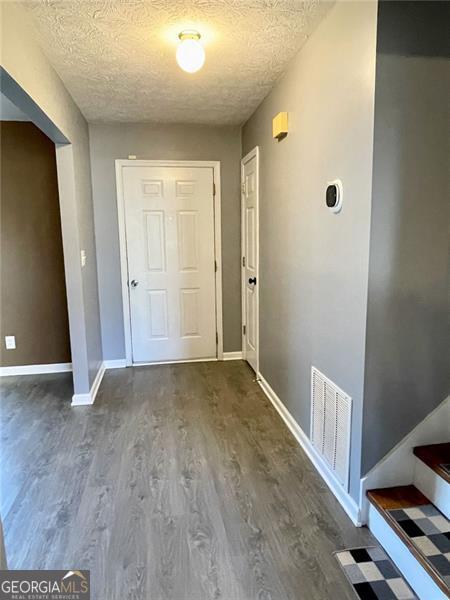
left=367, top=484, right=430, bottom=509
left=414, top=443, right=450, bottom=484
left=367, top=485, right=450, bottom=597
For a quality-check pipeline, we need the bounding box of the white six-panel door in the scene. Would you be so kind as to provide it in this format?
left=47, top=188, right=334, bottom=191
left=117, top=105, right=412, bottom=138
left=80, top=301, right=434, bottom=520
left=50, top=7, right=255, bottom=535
left=123, top=165, right=217, bottom=363
left=241, top=148, right=259, bottom=372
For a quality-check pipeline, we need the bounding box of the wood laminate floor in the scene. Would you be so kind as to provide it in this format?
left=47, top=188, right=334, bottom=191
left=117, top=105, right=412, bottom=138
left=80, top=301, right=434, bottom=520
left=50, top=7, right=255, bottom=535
left=1, top=361, right=372, bottom=599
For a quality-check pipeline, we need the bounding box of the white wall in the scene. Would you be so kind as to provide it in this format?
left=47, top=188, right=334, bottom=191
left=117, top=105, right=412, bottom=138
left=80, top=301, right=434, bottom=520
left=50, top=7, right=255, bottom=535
left=242, top=0, right=378, bottom=500
left=0, top=2, right=102, bottom=391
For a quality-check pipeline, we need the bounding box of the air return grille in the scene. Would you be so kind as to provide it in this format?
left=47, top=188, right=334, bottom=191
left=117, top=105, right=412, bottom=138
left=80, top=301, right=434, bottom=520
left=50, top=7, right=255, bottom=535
left=311, top=367, right=352, bottom=490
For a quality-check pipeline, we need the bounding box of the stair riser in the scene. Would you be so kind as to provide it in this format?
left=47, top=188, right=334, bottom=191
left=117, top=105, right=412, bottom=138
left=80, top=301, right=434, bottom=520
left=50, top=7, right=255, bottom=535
left=414, top=459, right=450, bottom=520
left=368, top=504, right=447, bottom=600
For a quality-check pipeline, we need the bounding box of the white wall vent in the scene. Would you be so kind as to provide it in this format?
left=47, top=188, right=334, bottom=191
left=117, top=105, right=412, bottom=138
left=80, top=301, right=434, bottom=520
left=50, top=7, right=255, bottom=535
left=311, top=366, right=352, bottom=490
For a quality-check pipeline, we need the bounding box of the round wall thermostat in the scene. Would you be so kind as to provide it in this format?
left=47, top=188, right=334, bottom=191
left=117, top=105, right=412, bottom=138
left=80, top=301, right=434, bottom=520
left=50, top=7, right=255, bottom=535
left=326, top=179, right=343, bottom=213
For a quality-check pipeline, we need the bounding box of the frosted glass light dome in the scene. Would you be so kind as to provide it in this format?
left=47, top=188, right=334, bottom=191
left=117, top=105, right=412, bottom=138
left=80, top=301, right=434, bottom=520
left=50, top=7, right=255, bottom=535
left=176, top=31, right=205, bottom=73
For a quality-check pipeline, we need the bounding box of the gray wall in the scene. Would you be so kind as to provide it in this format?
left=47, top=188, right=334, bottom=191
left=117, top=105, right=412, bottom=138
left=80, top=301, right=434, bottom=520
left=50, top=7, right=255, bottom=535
left=362, top=1, right=450, bottom=474
left=1, top=121, right=70, bottom=366
left=89, top=123, right=242, bottom=359
left=242, top=1, right=378, bottom=500
left=1, top=2, right=103, bottom=391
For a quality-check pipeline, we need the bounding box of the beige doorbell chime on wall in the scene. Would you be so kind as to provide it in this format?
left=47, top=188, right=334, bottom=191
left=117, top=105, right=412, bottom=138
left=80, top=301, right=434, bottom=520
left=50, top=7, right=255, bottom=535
left=272, top=112, right=288, bottom=140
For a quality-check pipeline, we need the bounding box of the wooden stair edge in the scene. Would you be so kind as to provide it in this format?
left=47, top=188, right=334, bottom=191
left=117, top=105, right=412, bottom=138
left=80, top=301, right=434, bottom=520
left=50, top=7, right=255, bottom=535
left=413, top=443, right=450, bottom=484
left=367, top=486, right=450, bottom=598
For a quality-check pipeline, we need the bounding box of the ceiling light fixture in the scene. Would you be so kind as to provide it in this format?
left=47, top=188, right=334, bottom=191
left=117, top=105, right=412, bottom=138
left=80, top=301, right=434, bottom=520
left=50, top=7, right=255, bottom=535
left=176, top=30, right=205, bottom=73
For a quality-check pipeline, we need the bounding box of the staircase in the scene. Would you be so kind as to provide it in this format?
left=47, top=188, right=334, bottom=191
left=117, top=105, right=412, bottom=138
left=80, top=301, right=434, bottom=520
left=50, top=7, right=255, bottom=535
left=367, top=443, right=450, bottom=600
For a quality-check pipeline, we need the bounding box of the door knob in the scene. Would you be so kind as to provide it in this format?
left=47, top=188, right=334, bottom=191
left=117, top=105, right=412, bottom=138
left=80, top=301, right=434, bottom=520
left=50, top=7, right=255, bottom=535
left=130, top=279, right=139, bottom=288
left=248, top=277, right=257, bottom=285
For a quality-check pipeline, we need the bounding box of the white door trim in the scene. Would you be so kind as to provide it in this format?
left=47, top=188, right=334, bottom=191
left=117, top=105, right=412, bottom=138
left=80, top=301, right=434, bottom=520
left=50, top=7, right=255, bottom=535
left=241, top=147, right=260, bottom=373
left=115, top=159, right=223, bottom=366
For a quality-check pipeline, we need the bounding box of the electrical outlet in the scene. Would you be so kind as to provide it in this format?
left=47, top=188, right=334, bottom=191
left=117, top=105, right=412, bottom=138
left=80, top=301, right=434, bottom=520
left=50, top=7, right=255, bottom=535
left=5, top=336, right=16, bottom=350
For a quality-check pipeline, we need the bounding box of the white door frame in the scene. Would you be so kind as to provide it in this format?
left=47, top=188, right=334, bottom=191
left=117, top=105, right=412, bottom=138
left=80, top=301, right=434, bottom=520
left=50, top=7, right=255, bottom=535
left=115, top=159, right=223, bottom=366
left=241, top=147, right=260, bottom=373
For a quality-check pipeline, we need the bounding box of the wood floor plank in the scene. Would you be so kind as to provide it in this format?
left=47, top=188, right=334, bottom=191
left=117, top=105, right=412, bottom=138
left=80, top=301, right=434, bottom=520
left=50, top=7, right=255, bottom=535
left=1, top=362, right=372, bottom=599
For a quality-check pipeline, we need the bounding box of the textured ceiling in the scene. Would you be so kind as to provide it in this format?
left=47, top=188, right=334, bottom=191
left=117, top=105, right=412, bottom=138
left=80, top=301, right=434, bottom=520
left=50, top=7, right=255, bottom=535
left=22, top=0, right=332, bottom=125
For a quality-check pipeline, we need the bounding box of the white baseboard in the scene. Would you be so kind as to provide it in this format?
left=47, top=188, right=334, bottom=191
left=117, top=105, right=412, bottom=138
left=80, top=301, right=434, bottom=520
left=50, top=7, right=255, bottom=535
left=71, top=362, right=105, bottom=407
left=222, top=351, right=243, bottom=361
left=0, top=362, right=72, bottom=377
left=104, top=359, right=127, bottom=369
left=359, top=395, right=450, bottom=523
left=257, top=372, right=362, bottom=526
left=368, top=504, right=446, bottom=600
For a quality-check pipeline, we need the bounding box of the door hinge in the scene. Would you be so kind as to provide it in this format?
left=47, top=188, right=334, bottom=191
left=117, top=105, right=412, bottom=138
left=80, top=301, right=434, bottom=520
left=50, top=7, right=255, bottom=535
left=216, top=332, right=219, bottom=344
left=214, top=260, right=218, bottom=273
left=243, top=324, right=246, bottom=336
left=213, top=182, right=216, bottom=197
left=242, top=256, right=246, bottom=267
left=241, top=182, right=245, bottom=194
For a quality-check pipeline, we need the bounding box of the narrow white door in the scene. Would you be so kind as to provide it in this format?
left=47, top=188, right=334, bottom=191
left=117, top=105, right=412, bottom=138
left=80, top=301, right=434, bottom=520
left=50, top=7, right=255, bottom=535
left=123, top=165, right=217, bottom=363
left=241, top=149, right=259, bottom=372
